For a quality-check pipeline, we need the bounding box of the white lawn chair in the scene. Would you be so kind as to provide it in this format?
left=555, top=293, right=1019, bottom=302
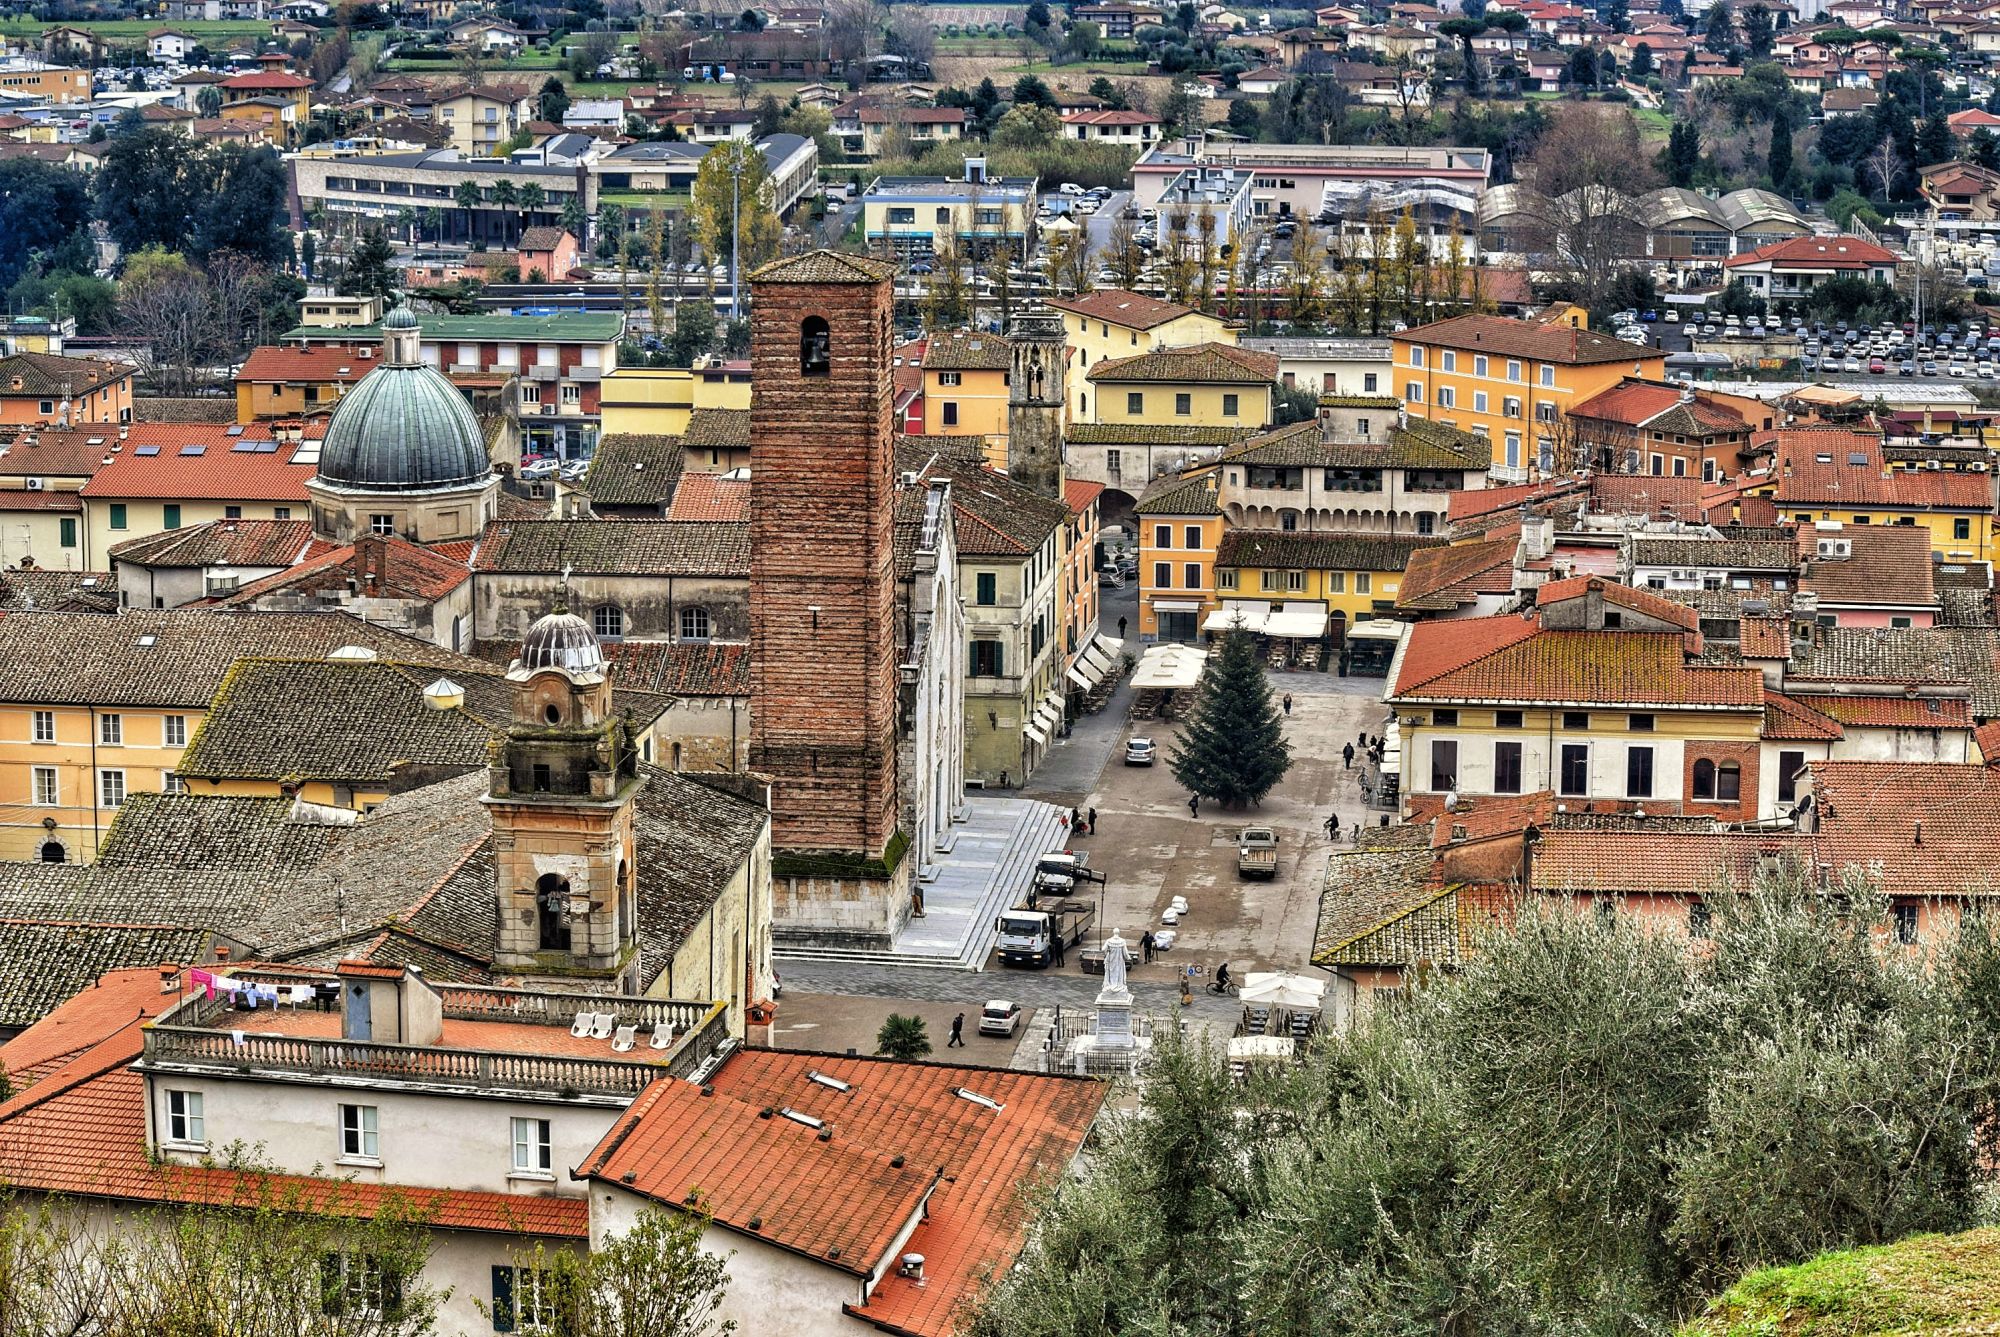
left=570, top=1012, right=593, bottom=1038
left=588, top=1013, right=614, bottom=1040
left=610, top=1025, right=637, bottom=1053
left=648, top=1023, right=675, bottom=1050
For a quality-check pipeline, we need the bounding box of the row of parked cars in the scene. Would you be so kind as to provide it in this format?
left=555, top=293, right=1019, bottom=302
left=1800, top=320, right=2000, bottom=378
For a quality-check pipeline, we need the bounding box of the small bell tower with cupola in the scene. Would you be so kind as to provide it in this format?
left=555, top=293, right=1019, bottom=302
left=485, top=609, right=643, bottom=982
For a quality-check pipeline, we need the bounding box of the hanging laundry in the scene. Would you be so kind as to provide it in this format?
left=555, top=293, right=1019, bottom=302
left=189, top=968, right=217, bottom=999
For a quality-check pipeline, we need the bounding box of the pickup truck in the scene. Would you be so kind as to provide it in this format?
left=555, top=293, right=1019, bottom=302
left=1237, top=827, right=1280, bottom=880
left=996, top=900, right=1096, bottom=968
left=1031, top=851, right=1104, bottom=901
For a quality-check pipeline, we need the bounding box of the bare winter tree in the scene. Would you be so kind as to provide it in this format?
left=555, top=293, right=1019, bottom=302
left=1866, top=134, right=1905, bottom=200
left=120, top=251, right=223, bottom=398
left=1515, top=104, right=1657, bottom=311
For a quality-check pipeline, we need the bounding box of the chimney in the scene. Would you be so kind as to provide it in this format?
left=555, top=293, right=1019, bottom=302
left=159, top=964, right=182, bottom=994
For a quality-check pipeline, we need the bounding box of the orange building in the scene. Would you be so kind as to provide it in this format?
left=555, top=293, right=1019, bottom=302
left=1391, top=314, right=1663, bottom=483
left=234, top=343, right=376, bottom=421
left=0, top=352, right=134, bottom=428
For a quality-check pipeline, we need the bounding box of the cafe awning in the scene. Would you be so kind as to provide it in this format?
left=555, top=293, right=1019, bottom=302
left=1265, top=608, right=1328, bottom=639
left=1204, top=600, right=1271, bottom=635
left=1131, top=644, right=1208, bottom=690
left=1347, top=619, right=1410, bottom=641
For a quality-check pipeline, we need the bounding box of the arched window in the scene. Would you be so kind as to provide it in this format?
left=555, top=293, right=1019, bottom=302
left=1716, top=761, right=1741, bottom=801
left=1691, top=758, right=1716, bottom=799
left=39, top=840, right=65, bottom=864
left=1279, top=509, right=1300, bottom=532
left=800, top=316, right=830, bottom=377
left=536, top=873, right=572, bottom=952
left=593, top=604, right=624, bottom=639
left=680, top=605, right=711, bottom=641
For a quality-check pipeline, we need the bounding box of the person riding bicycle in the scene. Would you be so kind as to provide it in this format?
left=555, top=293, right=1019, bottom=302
left=1208, top=961, right=1233, bottom=994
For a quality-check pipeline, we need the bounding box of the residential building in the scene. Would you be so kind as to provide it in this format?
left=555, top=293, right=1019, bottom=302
left=234, top=342, right=379, bottom=420
left=0, top=608, right=486, bottom=862
left=0, top=351, right=134, bottom=428
left=1151, top=166, right=1256, bottom=253
left=286, top=311, right=623, bottom=458
left=1046, top=289, right=1237, bottom=393
left=1134, top=470, right=1221, bottom=642
left=218, top=64, right=313, bottom=143
left=858, top=165, right=1037, bottom=259
left=1567, top=378, right=1759, bottom=482
left=1722, top=235, right=1898, bottom=302
left=1214, top=399, right=1492, bottom=536
left=79, top=424, right=317, bottom=568
left=1062, top=423, right=1254, bottom=527
left=1238, top=335, right=1393, bottom=398
left=1766, top=428, right=1992, bottom=563
left=0, top=423, right=116, bottom=571
left=1793, top=521, right=1940, bottom=629
left=0, top=62, right=93, bottom=104
left=921, top=331, right=1012, bottom=450
left=833, top=102, right=967, bottom=157
left=1132, top=138, right=1492, bottom=228
left=517, top=226, right=580, bottom=282
left=1061, top=108, right=1162, bottom=144
left=1212, top=529, right=1443, bottom=644
left=597, top=368, right=754, bottom=439
left=215, top=532, right=476, bottom=649
left=297, top=294, right=384, bottom=329
left=1392, top=314, right=1664, bottom=482
left=1389, top=577, right=1768, bottom=820
left=109, top=518, right=327, bottom=610
left=1080, top=343, right=1279, bottom=428
left=433, top=81, right=535, bottom=156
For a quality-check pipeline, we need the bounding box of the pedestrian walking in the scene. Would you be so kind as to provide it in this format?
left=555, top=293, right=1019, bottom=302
left=948, top=1012, right=965, bottom=1047
left=1343, top=742, right=1355, bottom=769
left=1283, top=693, right=1294, bottom=716
left=1118, top=616, right=1128, bottom=639
left=912, top=884, right=925, bottom=918
left=1188, top=793, right=1200, bottom=817
left=1070, top=806, right=1082, bottom=833
left=1088, top=806, right=1098, bottom=834
left=1350, top=821, right=1361, bottom=843
left=1140, top=928, right=1155, bottom=963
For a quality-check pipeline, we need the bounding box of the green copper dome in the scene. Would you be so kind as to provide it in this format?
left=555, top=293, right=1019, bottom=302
left=317, top=309, right=491, bottom=492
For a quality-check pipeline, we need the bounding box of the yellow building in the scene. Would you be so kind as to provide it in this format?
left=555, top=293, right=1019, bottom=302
left=1765, top=428, right=1994, bottom=564
left=0, top=610, right=488, bottom=863
left=0, top=64, right=91, bottom=104
left=1134, top=469, right=1222, bottom=642
left=1048, top=289, right=1237, bottom=419
left=0, top=424, right=109, bottom=571
left=298, top=295, right=386, bottom=330
left=0, top=350, right=134, bottom=428
left=80, top=426, right=313, bottom=567
left=1082, top=343, right=1279, bottom=429
left=234, top=343, right=373, bottom=421
left=1212, top=530, right=1447, bottom=636
left=598, top=362, right=753, bottom=437
left=921, top=331, right=1012, bottom=449
left=1391, top=313, right=1663, bottom=483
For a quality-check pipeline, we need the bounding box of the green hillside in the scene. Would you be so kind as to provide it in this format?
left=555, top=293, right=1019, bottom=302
left=1682, top=1230, right=2000, bottom=1337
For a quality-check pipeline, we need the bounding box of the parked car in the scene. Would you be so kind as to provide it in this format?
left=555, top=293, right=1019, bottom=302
left=1097, top=567, right=1126, bottom=589
left=518, top=458, right=558, bottom=480
left=978, top=1000, right=1023, bottom=1037
left=1058, top=182, right=1085, bottom=196
left=1124, top=737, right=1157, bottom=766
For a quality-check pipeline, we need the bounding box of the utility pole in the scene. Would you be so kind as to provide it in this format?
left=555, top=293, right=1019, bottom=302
left=729, top=148, right=744, bottom=322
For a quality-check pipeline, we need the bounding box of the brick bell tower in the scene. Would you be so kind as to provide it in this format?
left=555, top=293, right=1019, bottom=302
left=1006, top=305, right=1067, bottom=500
left=748, top=251, right=912, bottom=950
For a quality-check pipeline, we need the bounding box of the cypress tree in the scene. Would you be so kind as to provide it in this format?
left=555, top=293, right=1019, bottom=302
left=1768, top=112, right=1793, bottom=191
left=1169, top=629, right=1293, bottom=805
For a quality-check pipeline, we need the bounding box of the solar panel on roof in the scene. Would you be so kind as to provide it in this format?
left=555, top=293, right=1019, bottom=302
left=180, top=445, right=206, bottom=456
left=226, top=425, right=245, bottom=436
left=255, top=441, right=279, bottom=453
left=231, top=440, right=258, bottom=452
left=1848, top=453, right=1868, bottom=465
left=134, top=446, right=160, bottom=456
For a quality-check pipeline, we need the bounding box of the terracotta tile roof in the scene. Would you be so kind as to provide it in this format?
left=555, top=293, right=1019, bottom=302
left=752, top=251, right=899, bottom=284
left=1536, top=574, right=1701, bottom=631
left=1086, top=342, right=1279, bottom=385
left=1740, top=616, right=1791, bottom=659
left=1531, top=829, right=1811, bottom=896
left=1044, top=289, right=1205, bottom=331
left=1313, top=825, right=1459, bottom=967
left=1061, top=108, right=1162, bottom=125
left=922, top=330, right=1012, bottom=372
left=518, top=225, right=571, bottom=252
left=1811, top=761, right=2000, bottom=898
left=580, top=1049, right=1106, bottom=1335
left=0, top=1031, right=589, bottom=1238
left=1133, top=470, right=1219, bottom=518
left=1064, top=478, right=1105, bottom=517
left=665, top=472, right=751, bottom=521
left=0, top=488, right=82, bottom=514
left=603, top=640, right=750, bottom=696
left=1217, top=528, right=1442, bottom=574
left=132, top=397, right=238, bottom=424
left=1446, top=477, right=1582, bottom=525
left=1788, top=693, right=1969, bottom=730
left=1394, top=534, right=1516, bottom=611
left=1393, top=620, right=1762, bottom=708
left=1222, top=416, right=1491, bottom=472
left=472, top=519, right=749, bottom=576
left=178, top=658, right=513, bottom=783
left=107, top=518, right=322, bottom=569
left=1724, top=234, right=1896, bottom=270
left=0, top=426, right=123, bottom=478
left=217, top=534, right=471, bottom=607
left=0, top=351, right=132, bottom=399
left=1571, top=378, right=1751, bottom=435
left=1797, top=523, right=1936, bottom=608
left=221, top=70, right=314, bottom=89
left=0, top=962, right=187, bottom=1057
left=1786, top=628, right=2000, bottom=715
left=235, top=343, right=378, bottom=385
left=1976, top=719, right=2000, bottom=763
left=1589, top=472, right=1704, bottom=520
left=0, top=569, right=116, bottom=612
left=901, top=446, right=1070, bottom=557
left=1063, top=422, right=1255, bottom=448
left=1762, top=687, right=1845, bottom=740
left=1773, top=430, right=1992, bottom=510
left=81, top=427, right=315, bottom=503
left=0, top=608, right=486, bottom=708
left=683, top=407, right=751, bottom=449
left=1398, top=314, right=1656, bottom=366
left=1628, top=535, right=1797, bottom=572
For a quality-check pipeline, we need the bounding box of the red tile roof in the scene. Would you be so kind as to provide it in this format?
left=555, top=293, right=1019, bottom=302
left=1976, top=718, right=2000, bottom=764
left=1064, top=478, right=1105, bottom=517
left=236, top=343, right=380, bottom=385
left=1535, top=574, right=1700, bottom=631
left=1788, top=693, right=1970, bottom=730
left=80, top=426, right=315, bottom=502
left=0, top=989, right=588, bottom=1240
left=1570, top=378, right=1750, bottom=433
left=1811, top=761, right=2000, bottom=898
left=1724, top=235, right=1897, bottom=270
left=1446, top=478, right=1580, bottom=525
left=664, top=473, right=751, bottom=521
left=580, top=1049, right=1106, bottom=1336
left=1589, top=472, right=1704, bottom=520
left=221, top=70, right=314, bottom=89
left=1393, top=619, right=1762, bottom=708
left=1797, top=522, right=1937, bottom=608
left=0, top=968, right=177, bottom=1091
left=1532, top=829, right=1811, bottom=895
left=1044, top=289, right=1206, bottom=331
left=1394, top=534, right=1517, bottom=610
left=1061, top=108, right=1162, bottom=125
left=1398, top=314, right=1658, bottom=366
left=1762, top=687, right=1845, bottom=740
left=0, top=426, right=124, bottom=478
left=1772, top=431, right=1992, bottom=510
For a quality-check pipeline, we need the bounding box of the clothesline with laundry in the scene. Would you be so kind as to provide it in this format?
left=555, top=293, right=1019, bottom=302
left=186, top=969, right=318, bottom=1009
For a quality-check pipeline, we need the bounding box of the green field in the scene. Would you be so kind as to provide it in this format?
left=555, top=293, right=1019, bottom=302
left=0, top=16, right=275, bottom=41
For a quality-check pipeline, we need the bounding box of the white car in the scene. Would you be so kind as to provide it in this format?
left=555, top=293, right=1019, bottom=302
left=1124, top=737, right=1157, bottom=766
left=1057, top=182, right=1085, bottom=197
left=978, top=1000, right=1023, bottom=1037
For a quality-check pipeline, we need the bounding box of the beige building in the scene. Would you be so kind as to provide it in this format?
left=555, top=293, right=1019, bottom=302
left=434, top=81, right=535, bottom=155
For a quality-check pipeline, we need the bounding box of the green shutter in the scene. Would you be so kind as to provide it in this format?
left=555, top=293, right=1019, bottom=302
left=109, top=504, right=127, bottom=530
left=491, top=1265, right=516, bottom=1332
left=59, top=518, right=76, bottom=548
left=163, top=504, right=181, bottom=530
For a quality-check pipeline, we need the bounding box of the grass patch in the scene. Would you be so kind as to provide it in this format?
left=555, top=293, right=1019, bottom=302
left=1681, top=1229, right=2000, bottom=1337
left=0, top=16, right=273, bottom=41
